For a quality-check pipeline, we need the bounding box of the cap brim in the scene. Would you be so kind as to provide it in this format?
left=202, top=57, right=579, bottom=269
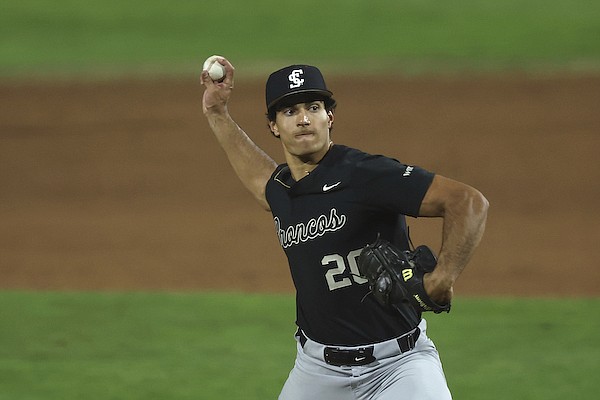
left=267, top=89, right=333, bottom=110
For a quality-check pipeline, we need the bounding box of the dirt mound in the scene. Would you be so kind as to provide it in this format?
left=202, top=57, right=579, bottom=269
left=1, top=73, right=599, bottom=296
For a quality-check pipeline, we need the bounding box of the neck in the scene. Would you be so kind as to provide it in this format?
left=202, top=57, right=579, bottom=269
left=289, top=160, right=318, bottom=181
left=287, top=141, right=333, bottom=181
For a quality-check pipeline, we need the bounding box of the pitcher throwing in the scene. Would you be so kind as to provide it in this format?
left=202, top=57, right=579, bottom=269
left=201, top=57, right=488, bottom=400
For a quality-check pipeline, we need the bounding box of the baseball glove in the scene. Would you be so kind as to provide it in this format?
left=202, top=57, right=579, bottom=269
left=358, top=237, right=451, bottom=314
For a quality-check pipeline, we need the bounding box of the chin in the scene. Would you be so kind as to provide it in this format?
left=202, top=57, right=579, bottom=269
left=292, top=141, right=329, bottom=157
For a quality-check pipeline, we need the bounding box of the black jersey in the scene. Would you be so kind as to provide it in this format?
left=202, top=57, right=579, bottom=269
left=265, top=145, right=435, bottom=346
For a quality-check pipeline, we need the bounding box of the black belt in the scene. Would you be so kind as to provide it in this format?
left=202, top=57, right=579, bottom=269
left=297, top=328, right=420, bottom=367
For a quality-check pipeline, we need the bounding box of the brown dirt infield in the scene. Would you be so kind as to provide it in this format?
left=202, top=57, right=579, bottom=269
left=1, top=73, right=599, bottom=296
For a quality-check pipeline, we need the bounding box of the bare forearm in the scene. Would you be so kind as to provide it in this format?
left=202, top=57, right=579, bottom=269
left=435, top=187, right=488, bottom=285
left=419, top=176, right=489, bottom=302
left=206, top=112, right=277, bottom=210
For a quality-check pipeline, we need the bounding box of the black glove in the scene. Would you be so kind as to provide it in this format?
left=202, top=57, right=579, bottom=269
left=358, top=237, right=451, bottom=314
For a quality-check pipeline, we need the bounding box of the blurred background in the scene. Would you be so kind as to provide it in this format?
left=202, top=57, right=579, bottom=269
left=1, top=1, right=599, bottom=399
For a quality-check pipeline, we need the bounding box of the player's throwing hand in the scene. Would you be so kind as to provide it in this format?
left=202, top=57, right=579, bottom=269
left=201, top=56, right=235, bottom=115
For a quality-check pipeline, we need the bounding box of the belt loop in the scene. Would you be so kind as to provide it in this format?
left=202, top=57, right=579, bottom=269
left=407, top=331, right=416, bottom=349
left=296, top=328, right=307, bottom=348
left=397, top=327, right=420, bottom=353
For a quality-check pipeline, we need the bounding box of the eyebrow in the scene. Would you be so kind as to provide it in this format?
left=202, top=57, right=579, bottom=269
left=288, top=101, right=323, bottom=108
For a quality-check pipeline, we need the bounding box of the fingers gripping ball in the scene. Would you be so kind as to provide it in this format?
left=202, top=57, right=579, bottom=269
left=357, top=237, right=451, bottom=314
left=203, top=55, right=226, bottom=82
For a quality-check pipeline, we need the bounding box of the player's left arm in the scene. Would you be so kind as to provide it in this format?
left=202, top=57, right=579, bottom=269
left=417, top=174, right=489, bottom=304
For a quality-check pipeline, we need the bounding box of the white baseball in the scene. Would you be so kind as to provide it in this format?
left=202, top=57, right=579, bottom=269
left=203, top=55, right=226, bottom=82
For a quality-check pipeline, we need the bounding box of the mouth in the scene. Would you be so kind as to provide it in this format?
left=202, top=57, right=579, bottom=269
left=295, top=130, right=315, bottom=138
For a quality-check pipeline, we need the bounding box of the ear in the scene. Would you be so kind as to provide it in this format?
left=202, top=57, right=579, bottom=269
left=269, top=121, right=280, bottom=137
left=327, top=111, right=335, bottom=128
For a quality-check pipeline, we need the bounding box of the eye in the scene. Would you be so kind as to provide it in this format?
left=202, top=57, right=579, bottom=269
left=309, top=103, right=321, bottom=112
left=282, top=106, right=296, bottom=116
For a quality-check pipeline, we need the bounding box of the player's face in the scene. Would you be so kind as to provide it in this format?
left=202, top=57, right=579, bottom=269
left=271, top=100, right=334, bottom=162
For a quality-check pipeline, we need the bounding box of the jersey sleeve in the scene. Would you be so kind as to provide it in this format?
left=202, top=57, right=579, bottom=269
left=353, top=155, right=434, bottom=217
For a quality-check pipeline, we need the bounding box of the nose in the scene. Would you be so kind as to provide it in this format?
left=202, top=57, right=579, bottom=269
left=298, top=112, right=311, bottom=126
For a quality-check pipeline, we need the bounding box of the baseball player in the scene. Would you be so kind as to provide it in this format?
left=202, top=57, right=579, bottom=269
left=201, top=57, right=488, bottom=399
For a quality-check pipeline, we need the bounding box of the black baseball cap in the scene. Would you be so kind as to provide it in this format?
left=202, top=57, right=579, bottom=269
left=265, top=65, right=336, bottom=112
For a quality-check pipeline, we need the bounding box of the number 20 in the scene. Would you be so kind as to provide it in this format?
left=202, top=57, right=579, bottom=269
left=322, top=249, right=369, bottom=291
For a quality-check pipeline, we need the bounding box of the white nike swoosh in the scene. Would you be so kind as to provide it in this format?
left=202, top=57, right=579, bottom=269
left=322, top=181, right=341, bottom=192
left=354, top=356, right=366, bottom=362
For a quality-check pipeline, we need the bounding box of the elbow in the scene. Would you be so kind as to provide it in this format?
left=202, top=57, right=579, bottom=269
left=445, top=184, right=489, bottom=219
left=466, top=187, right=489, bottom=223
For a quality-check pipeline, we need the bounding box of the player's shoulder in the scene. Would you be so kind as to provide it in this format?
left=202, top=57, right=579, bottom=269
left=327, top=144, right=388, bottom=166
left=332, top=144, right=402, bottom=171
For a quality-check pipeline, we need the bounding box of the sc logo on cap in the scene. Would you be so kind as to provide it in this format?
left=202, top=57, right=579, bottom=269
left=288, top=69, right=304, bottom=89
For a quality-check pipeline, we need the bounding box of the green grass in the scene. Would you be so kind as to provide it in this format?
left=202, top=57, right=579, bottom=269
left=1, top=0, right=599, bottom=77
left=0, top=291, right=295, bottom=400
left=1, top=292, right=598, bottom=399
left=426, top=298, right=600, bottom=399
